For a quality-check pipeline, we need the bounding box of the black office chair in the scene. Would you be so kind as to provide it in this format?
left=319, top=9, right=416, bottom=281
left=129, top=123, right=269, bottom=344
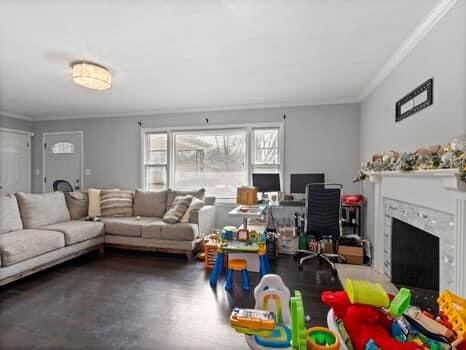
left=52, top=180, right=73, bottom=192
left=294, top=183, right=345, bottom=274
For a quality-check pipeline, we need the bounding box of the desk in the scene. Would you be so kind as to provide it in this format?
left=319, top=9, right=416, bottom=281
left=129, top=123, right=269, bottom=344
left=268, top=202, right=306, bottom=228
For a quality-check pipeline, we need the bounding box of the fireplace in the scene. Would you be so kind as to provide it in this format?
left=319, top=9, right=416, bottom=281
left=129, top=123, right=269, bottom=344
left=368, top=169, right=465, bottom=296
left=391, top=218, right=439, bottom=291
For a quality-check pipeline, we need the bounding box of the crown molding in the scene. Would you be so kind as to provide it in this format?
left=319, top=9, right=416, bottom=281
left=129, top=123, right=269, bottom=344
left=30, top=98, right=359, bottom=121
left=358, top=0, right=459, bottom=101
left=0, top=110, right=33, bottom=121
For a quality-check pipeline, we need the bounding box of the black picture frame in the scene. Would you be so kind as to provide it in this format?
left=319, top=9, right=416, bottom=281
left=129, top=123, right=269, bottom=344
left=395, top=78, right=433, bottom=122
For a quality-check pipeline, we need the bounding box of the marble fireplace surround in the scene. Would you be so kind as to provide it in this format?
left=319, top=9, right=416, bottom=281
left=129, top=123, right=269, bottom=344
left=369, top=169, right=466, bottom=296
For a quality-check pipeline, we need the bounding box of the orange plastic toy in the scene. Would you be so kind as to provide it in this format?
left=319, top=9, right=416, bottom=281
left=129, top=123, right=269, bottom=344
left=437, top=290, right=466, bottom=347
left=230, top=308, right=276, bottom=333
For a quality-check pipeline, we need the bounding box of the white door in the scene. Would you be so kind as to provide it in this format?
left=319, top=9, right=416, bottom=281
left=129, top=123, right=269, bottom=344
left=44, top=132, right=82, bottom=192
left=0, top=130, right=31, bottom=194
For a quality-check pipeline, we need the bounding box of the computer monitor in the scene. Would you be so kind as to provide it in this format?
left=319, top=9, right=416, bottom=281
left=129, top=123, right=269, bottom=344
left=252, top=173, right=281, bottom=193
left=290, top=173, right=325, bottom=193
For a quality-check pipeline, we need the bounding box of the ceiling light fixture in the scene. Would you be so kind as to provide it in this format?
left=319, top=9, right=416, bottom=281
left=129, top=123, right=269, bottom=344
left=71, top=62, right=111, bottom=91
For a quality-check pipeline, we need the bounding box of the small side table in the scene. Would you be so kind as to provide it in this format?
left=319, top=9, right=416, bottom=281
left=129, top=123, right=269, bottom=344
left=228, top=204, right=267, bottom=229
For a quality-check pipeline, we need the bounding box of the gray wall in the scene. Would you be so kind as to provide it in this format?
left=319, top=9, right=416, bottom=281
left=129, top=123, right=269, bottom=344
left=31, top=104, right=361, bottom=227
left=0, top=115, right=33, bottom=132
left=360, top=2, right=466, bottom=242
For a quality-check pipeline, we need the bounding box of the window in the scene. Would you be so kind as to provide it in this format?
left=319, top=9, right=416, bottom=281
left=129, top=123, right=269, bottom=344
left=52, top=142, right=74, bottom=154
left=142, top=124, right=282, bottom=200
left=174, top=129, right=247, bottom=199
left=252, top=128, right=280, bottom=174
left=144, top=133, right=167, bottom=191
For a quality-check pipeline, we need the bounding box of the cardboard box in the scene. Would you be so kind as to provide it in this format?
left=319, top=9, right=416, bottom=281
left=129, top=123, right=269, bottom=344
left=321, top=240, right=334, bottom=254
left=278, top=236, right=298, bottom=255
left=338, top=245, right=364, bottom=265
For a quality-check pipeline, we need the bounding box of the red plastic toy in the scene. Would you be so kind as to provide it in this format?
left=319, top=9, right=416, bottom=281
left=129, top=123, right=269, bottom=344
left=322, top=291, right=423, bottom=350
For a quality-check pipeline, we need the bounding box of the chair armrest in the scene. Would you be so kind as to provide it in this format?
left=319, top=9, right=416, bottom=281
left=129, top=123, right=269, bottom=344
left=189, top=205, right=216, bottom=237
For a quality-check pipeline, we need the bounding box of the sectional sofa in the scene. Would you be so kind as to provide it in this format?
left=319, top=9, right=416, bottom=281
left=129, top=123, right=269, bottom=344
left=0, top=189, right=216, bottom=286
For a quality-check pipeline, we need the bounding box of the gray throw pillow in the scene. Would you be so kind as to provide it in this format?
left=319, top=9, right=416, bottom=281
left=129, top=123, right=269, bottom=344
left=65, top=192, right=89, bottom=219
left=166, top=188, right=205, bottom=209
left=163, top=195, right=193, bottom=224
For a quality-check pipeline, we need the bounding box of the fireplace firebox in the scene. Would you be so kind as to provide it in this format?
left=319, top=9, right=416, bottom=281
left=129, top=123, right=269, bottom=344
left=391, top=218, right=439, bottom=291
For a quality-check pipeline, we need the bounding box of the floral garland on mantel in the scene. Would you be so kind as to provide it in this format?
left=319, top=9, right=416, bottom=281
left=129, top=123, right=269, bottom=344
left=354, top=135, right=466, bottom=183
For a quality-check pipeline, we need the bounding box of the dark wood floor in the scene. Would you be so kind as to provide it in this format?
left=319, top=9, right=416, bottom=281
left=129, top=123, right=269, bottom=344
left=0, top=249, right=341, bottom=350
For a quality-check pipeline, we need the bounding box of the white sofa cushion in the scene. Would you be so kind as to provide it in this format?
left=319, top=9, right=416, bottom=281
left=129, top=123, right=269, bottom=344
left=0, top=229, right=65, bottom=266
left=42, top=221, right=104, bottom=245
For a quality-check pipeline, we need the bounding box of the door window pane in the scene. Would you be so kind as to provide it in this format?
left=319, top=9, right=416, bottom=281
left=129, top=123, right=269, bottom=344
left=174, top=130, right=247, bottom=199
left=52, top=142, right=74, bottom=154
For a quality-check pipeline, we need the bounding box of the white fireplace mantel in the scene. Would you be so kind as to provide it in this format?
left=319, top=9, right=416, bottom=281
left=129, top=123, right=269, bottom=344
left=368, top=169, right=466, bottom=296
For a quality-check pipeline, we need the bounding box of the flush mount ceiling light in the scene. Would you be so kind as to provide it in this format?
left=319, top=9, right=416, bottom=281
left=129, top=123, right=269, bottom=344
left=71, top=62, right=111, bottom=91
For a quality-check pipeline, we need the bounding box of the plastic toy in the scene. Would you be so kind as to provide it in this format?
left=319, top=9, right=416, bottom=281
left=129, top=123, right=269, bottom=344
left=389, top=288, right=411, bottom=317
left=290, top=291, right=307, bottom=350
left=204, top=241, right=218, bottom=268
left=230, top=308, right=276, bottom=335
left=391, top=313, right=451, bottom=350
left=437, top=290, right=466, bottom=348
left=365, top=339, right=380, bottom=350
left=322, top=290, right=422, bottom=350
left=226, top=259, right=250, bottom=291
left=344, top=279, right=390, bottom=308
left=237, top=228, right=249, bottom=241
left=244, top=274, right=293, bottom=350
left=405, top=307, right=454, bottom=339
left=222, top=226, right=237, bottom=240
left=306, top=327, right=340, bottom=350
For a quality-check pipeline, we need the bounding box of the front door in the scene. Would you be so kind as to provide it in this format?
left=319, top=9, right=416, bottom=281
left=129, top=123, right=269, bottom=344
left=0, top=130, right=31, bottom=194
left=44, top=132, right=82, bottom=192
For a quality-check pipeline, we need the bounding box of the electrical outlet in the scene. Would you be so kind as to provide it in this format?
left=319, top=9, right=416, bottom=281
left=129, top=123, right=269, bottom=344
left=85, top=169, right=92, bottom=176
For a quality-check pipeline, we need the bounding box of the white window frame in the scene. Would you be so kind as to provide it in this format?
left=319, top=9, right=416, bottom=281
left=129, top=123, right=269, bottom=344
left=142, top=131, right=169, bottom=191
left=140, top=122, right=284, bottom=200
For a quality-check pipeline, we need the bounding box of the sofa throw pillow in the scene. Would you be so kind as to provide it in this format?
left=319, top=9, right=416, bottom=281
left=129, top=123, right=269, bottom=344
left=163, top=195, right=193, bottom=224
left=180, top=197, right=205, bottom=223
left=65, top=191, right=89, bottom=219
left=0, top=194, right=23, bottom=234
left=15, top=192, right=70, bottom=229
left=100, top=190, right=134, bottom=217
left=133, top=189, right=167, bottom=218
left=167, top=188, right=205, bottom=209
left=88, top=188, right=102, bottom=218
left=88, top=188, right=119, bottom=217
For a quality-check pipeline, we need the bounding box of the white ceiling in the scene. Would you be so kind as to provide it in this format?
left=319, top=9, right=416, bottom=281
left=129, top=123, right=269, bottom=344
left=0, top=0, right=440, bottom=120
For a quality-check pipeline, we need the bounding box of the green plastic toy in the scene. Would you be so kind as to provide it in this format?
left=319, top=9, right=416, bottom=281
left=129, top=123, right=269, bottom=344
left=344, top=279, right=390, bottom=308
left=389, top=288, right=411, bottom=317
left=291, top=290, right=307, bottom=350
